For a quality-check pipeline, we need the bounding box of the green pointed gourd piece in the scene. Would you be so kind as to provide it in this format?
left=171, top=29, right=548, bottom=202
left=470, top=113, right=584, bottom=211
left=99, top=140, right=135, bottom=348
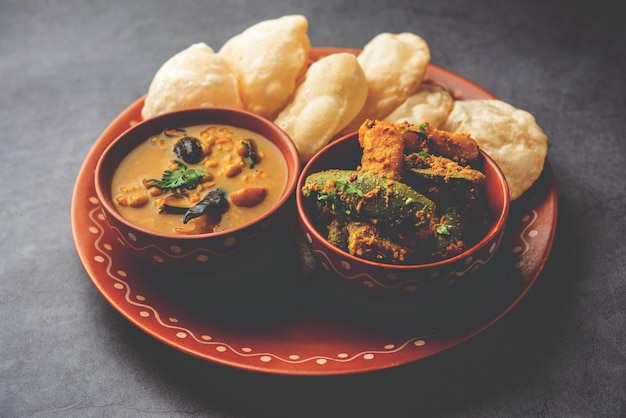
left=408, top=166, right=485, bottom=183
left=433, top=206, right=466, bottom=257
left=405, top=152, right=485, bottom=185
left=302, top=169, right=435, bottom=226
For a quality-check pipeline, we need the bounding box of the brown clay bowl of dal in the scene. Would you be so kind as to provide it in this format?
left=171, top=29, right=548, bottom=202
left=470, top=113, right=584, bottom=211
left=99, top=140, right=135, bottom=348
left=296, top=122, right=510, bottom=300
left=95, top=107, right=300, bottom=273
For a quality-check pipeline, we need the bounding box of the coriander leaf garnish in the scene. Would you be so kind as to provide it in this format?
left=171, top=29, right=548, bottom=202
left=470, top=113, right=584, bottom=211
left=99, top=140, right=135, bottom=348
left=436, top=224, right=451, bottom=235
left=402, top=123, right=429, bottom=140
left=157, top=167, right=206, bottom=190
left=336, top=180, right=364, bottom=197
left=315, top=180, right=365, bottom=216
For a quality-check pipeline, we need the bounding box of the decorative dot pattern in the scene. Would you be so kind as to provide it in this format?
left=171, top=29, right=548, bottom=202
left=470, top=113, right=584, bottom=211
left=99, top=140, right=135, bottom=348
left=73, top=66, right=554, bottom=374
left=311, top=238, right=505, bottom=293
left=79, top=170, right=545, bottom=371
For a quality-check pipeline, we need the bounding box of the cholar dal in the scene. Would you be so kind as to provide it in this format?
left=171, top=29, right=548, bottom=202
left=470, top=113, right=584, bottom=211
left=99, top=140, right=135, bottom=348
left=112, top=124, right=287, bottom=235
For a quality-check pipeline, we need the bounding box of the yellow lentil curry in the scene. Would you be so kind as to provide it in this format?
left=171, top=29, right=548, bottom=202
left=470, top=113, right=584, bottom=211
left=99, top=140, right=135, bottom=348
left=112, top=124, right=287, bottom=235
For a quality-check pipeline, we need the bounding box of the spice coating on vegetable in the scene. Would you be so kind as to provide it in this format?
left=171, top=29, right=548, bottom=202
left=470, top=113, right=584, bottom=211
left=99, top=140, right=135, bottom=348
left=301, top=119, right=490, bottom=264
left=303, top=170, right=433, bottom=227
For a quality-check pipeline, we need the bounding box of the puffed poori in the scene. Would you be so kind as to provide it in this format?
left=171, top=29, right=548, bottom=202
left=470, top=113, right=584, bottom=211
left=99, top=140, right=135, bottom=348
left=339, top=32, right=431, bottom=136
left=138, top=15, right=548, bottom=199
left=141, top=43, right=242, bottom=120
left=383, top=83, right=454, bottom=129
left=219, top=14, right=311, bottom=119
left=273, top=52, right=368, bottom=162
left=443, top=99, right=548, bottom=200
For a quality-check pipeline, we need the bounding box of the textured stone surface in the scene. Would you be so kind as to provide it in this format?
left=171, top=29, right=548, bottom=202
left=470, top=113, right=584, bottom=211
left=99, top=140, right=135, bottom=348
left=1, top=0, right=623, bottom=416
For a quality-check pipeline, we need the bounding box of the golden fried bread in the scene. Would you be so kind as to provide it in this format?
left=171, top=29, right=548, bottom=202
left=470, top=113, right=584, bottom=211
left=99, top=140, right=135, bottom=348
left=339, top=32, right=431, bottom=136
left=443, top=99, right=548, bottom=200
left=274, top=52, right=367, bottom=162
left=219, top=15, right=311, bottom=118
left=141, top=43, right=242, bottom=120
left=383, top=83, right=454, bottom=129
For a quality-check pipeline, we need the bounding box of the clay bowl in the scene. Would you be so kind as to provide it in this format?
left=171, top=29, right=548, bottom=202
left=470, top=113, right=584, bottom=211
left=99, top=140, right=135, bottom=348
left=296, top=132, right=510, bottom=301
left=95, top=107, right=300, bottom=273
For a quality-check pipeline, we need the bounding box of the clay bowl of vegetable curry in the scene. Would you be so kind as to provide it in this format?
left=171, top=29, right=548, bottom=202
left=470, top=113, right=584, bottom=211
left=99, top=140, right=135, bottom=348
left=296, top=119, right=510, bottom=300
left=95, top=107, right=300, bottom=273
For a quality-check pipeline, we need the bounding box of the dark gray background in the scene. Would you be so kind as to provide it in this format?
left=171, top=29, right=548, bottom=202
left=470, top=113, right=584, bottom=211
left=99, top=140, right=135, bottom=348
left=1, top=0, right=624, bottom=417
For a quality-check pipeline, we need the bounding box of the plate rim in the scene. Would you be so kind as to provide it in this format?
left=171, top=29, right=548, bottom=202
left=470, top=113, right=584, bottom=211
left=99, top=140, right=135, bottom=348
left=71, top=47, right=558, bottom=376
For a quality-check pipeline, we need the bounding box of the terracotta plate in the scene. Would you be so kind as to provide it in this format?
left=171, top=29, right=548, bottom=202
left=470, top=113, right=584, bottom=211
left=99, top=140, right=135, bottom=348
left=71, top=48, right=557, bottom=376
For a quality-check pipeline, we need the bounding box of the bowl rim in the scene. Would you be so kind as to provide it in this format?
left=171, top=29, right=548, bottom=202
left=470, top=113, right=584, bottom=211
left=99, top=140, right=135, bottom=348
left=296, top=132, right=510, bottom=270
left=94, top=107, right=301, bottom=240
